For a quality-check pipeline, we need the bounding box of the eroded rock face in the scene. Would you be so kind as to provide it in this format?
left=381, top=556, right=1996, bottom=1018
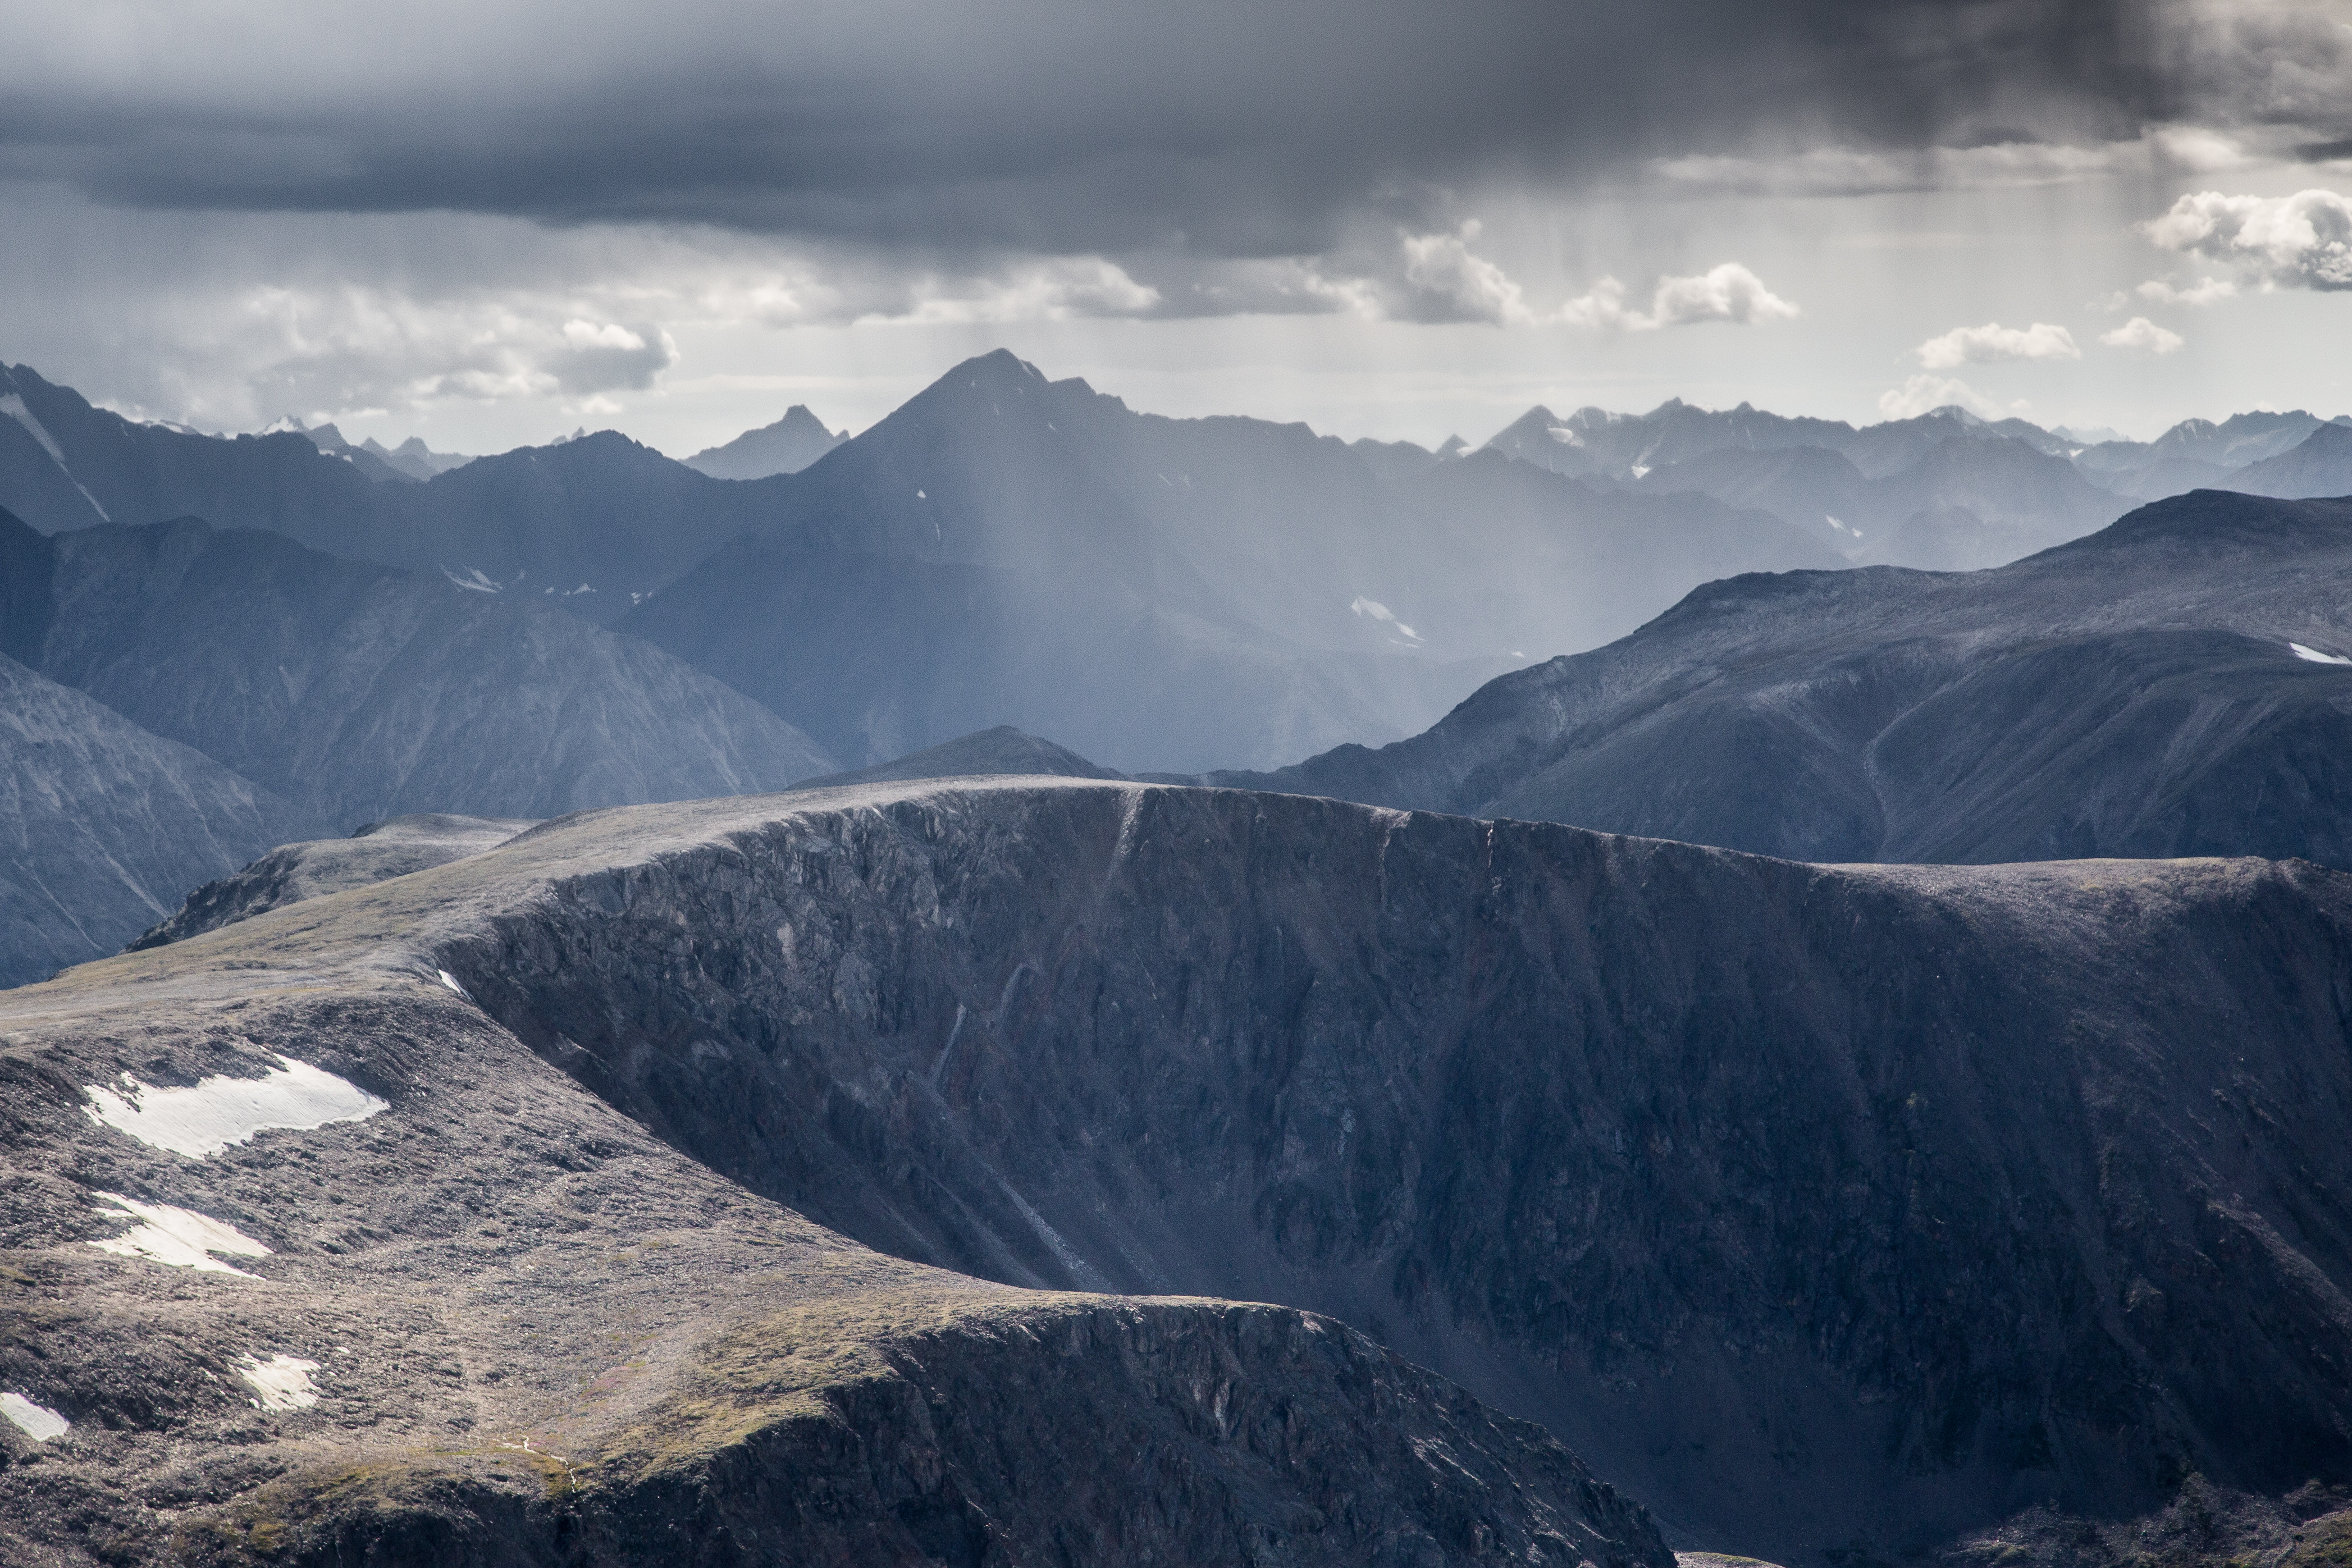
left=433, top=782, right=2352, bottom=1563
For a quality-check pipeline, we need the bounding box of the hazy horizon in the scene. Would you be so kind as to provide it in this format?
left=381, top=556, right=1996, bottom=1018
left=5, top=1, right=2348, bottom=456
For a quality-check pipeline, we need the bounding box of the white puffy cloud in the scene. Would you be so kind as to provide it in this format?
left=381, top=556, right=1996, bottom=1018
left=1556, top=263, right=1799, bottom=330
left=1914, top=321, right=2080, bottom=369
left=1645, top=263, right=1803, bottom=326
left=2141, top=189, right=2352, bottom=289
left=2135, top=275, right=2237, bottom=306
left=1401, top=222, right=1537, bottom=325
left=2100, top=316, right=2185, bottom=354
left=1402, top=227, right=1796, bottom=331
left=1877, top=375, right=2004, bottom=420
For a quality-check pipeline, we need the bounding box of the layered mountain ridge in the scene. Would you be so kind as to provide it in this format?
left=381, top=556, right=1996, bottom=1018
left=1208, top=491, right=2352, bottom=868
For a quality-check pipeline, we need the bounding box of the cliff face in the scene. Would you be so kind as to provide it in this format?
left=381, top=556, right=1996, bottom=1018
left=430, top=783, right=2352, bottom=1561
left=0, top=783, right=1672, bottom=1568
left=10, top=779, right=2349, bottom=1566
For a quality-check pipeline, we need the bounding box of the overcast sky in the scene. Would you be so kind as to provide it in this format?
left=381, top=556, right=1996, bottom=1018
left=2, top=0, right=2348, bottom=454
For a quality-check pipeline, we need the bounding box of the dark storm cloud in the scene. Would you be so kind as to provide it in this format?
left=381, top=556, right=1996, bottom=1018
left=0, top=1, right=2334, bottom=259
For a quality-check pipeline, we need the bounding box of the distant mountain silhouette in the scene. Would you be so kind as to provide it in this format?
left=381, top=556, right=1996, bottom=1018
left=2224, top=422, right=2352, bottom=499
left=789, top=725, right=1122, bottom=790
left=684, top=405, right=847, bottom=478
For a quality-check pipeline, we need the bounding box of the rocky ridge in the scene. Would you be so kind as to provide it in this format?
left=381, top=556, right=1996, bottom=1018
left=127, top=814, right=537, bottom=951
left=0, top=782, right=1682, bottom=1568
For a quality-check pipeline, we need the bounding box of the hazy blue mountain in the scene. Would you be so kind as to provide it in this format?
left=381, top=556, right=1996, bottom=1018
left=0, top=362, right=384, bottom=542
left=2224, top=422, right=2352, bottom=499
left=622, top=350, right=1837, bottom=772
left=368, top=431, right=785, bottom=622
left=1489, top=398, right=2128, bottom=569
left=1632, top=434, right=2128, bottom=569
left=1202, top=491, right=2352, bottom=869
left=684, top=405, right=848, bottom=478
left=0, top=650, right=314, bottom=986
left=0, top=364, right=763, bottom=622
left=2075, top=410, right=2352, bottom=499
left=269, top=418, right=478, bottom=484
left=1344, top=433, right=1470, bottom=483
left=788, top=725, right=1122, bottom=790
left=1, top=508, right=836, bottom=830
left=1485, top=398, right=1859, bottom=480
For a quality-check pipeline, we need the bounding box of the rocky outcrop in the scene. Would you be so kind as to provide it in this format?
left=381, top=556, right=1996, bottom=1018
left=126, top=814, right=535, bottom=950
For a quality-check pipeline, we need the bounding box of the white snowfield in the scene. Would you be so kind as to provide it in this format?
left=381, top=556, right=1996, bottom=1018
left=82, top=1056, right=388, bottom=1158
left=0, top=1392, right=69, bottom=1441
left=87, top=1192, right=272, bottom=1277
left=237, top=1354, right=321, bottom=1412
left=2289, top=642, right=2352, bottom=665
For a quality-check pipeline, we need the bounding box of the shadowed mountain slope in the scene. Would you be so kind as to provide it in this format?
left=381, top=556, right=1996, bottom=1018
left=622, top=351, right=1836, bottom=772
left=0, top=510, right=835, bottom=832
left=14, top=780, right=2346, bottom=1565
left=127, top=813, right=536, bottom=951
left=0, top=783, right=1681, bottom=1568
left=0, top=653, right=314, bottom=987
left=1205, top=492, right=2352, bottom=867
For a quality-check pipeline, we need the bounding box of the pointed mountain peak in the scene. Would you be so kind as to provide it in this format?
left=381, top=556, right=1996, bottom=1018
left=684, top=403, right=850, bottom=480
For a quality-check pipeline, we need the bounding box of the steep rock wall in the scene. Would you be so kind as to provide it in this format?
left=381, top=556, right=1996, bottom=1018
left=443, top=783, right=2352, bottom=1562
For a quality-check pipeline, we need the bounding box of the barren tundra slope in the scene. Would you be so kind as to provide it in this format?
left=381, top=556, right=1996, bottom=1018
left=5, top=779, right=2349, bottom=1566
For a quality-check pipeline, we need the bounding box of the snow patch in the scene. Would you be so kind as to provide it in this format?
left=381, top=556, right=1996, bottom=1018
left=442, top=566, right=501, bottom=594
left=437, top=968, right=474, bottom=1001
left=88, top=1192, right=271, bottom=1276
left=238, top=1354, right=321, bottom=1411
left=0, top=1393, right=68, bottom=1441
left=1349, top=596, right=1421, bottom=642
left=82, top=1057, right=388, bottom=1159
left=2291, top=642, right=2352, bottom=665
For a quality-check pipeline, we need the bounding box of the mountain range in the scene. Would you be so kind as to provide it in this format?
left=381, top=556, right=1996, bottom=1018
left=8, top=338, right=2352, bottom=1568
left=1209, top=490, right=2352, bottom=867
left=0, top=503, right=836, bottom=980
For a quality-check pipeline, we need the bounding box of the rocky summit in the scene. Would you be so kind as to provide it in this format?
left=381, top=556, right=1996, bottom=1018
left=4, top=778, right=2347, bottom=1566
